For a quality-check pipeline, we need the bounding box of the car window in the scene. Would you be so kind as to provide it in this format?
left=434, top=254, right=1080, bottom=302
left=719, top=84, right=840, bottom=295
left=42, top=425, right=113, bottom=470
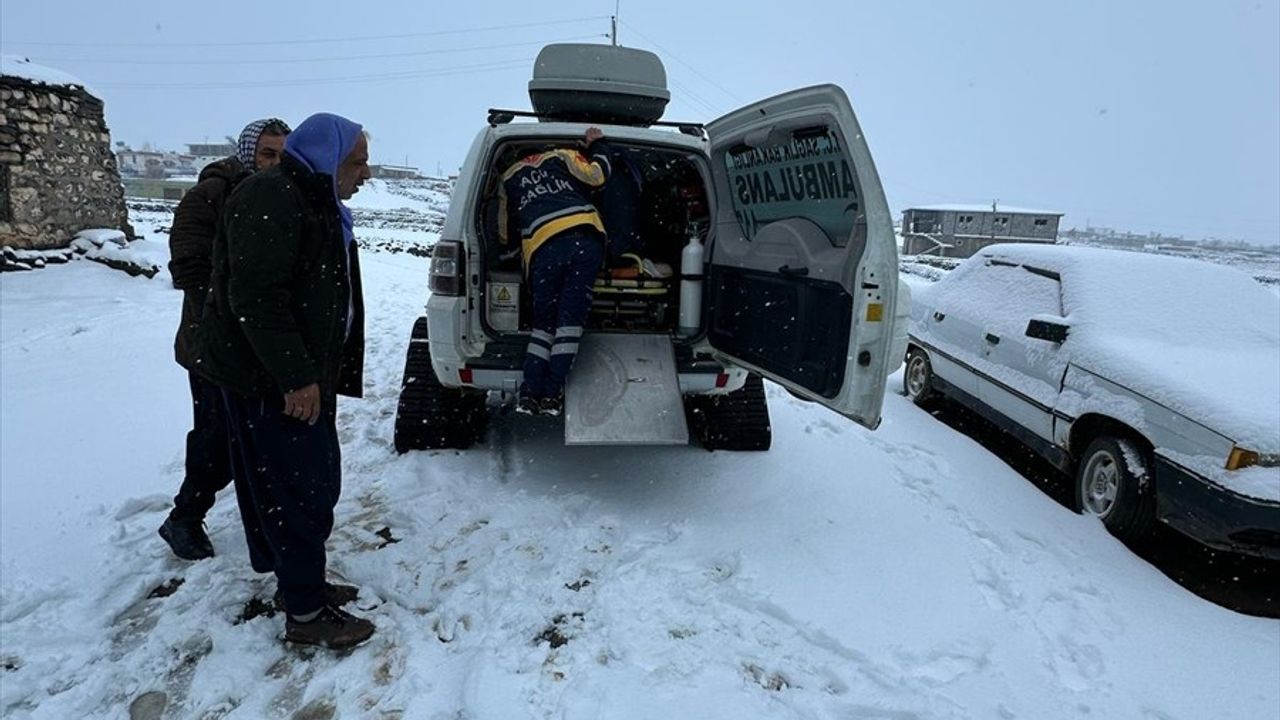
left=936, top=261, right=1063, bottom=337
left=721, top=124, right=863, bottom=248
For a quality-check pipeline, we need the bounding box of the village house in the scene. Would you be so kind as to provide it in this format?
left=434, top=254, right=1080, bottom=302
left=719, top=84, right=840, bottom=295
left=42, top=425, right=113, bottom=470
left=900, top=204, right=1063, bottom=258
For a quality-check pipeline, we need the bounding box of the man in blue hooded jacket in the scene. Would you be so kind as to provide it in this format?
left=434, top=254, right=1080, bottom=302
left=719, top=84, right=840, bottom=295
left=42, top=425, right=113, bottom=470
left=197, top=112, right=374, bottom=650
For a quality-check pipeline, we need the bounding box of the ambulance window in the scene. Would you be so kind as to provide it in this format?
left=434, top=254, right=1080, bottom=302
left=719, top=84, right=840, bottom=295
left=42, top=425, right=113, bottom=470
left=721, top=123, right=864, bottom=248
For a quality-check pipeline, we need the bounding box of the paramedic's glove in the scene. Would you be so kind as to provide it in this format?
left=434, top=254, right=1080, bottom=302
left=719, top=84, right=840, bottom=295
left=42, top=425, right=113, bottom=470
left=585, top=127, right=603, bottom=147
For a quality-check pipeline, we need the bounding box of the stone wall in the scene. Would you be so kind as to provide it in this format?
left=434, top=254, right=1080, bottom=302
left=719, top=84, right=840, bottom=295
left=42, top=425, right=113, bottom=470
left=0, top=77, right=130, bottom=250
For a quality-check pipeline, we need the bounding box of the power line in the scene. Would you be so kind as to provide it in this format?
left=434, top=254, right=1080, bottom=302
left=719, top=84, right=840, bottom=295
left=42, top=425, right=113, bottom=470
left=6, top=16, right=610, bottom=49
left=31, top=35, right=603, bottom=66
left=667, top=77, right=722, bottom=119
left=618, top=20, right=742, bottom=105
left=92, top=58, right=534, bottom=89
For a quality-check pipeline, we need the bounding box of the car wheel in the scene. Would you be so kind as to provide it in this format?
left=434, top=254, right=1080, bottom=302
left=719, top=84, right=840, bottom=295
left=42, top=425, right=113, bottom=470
left=1075, top=435, right=1156, bottom=541
left=903, top=348, right=938, bottom=406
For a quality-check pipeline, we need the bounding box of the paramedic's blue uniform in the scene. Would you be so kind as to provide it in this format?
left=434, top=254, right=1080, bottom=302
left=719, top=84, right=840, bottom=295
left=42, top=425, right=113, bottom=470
left=499, top=144, right=612, bottom=399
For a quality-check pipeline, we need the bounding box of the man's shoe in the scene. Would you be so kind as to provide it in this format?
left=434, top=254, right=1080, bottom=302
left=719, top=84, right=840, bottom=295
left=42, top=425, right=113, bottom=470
left=284, top=605, right=375, bottom=650
left=158, top=515, right=214, bottom=561
left=273, top=582, right=359, bottom=613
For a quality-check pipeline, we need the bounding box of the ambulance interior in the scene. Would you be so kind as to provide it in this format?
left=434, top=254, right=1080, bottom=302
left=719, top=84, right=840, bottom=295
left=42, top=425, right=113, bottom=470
left=478, top=141, right=712, bottom=336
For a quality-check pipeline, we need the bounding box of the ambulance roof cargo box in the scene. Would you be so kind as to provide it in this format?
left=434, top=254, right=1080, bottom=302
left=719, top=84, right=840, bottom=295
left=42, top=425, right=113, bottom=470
left=528, top=43, right=670, bottom=126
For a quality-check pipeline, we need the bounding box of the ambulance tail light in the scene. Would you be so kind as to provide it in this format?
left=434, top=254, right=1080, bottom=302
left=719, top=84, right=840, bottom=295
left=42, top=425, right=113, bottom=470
left=429, top=241, right=465, bottom=296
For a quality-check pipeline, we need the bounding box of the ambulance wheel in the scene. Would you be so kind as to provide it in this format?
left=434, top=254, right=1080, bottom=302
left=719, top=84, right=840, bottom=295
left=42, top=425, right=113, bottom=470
left=686, top=373, right=772, bottom=451
left=394, top=317, right=487, bottom=452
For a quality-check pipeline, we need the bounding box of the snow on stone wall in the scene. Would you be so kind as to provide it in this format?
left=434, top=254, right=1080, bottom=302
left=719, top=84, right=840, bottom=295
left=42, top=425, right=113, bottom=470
left=0, top=57, right=130, bottom=250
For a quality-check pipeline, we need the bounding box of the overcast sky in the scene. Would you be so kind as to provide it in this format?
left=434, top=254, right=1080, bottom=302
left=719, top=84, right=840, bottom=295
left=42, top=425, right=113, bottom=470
left=3, top=0, right=1277, bottom=244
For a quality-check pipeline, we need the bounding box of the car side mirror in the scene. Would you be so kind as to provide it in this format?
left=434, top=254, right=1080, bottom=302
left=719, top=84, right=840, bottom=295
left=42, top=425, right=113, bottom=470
left=1026, top=317, right=1070, bottom=344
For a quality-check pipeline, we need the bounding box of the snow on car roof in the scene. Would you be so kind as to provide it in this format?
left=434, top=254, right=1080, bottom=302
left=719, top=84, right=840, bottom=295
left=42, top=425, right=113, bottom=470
left=0, top=54, right=96, bottom=97
left=978, top=243, right=1280, bottom=452
left=977, top=243, right=1277, bottom=339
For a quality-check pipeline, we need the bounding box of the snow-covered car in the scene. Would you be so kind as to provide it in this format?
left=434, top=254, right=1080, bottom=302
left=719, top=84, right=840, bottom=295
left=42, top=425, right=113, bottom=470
left=904, top=243, right=1280, bottom=558
left=394, top=44, right=903, bottom=451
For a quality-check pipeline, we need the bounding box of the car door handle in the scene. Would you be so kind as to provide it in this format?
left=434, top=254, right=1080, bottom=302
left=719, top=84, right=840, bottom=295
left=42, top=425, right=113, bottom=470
left=985, top=333, right=1001, bottom=345
left=932, top=311, right=946, bottom=322
left=778, top=265, right=809, bottom=277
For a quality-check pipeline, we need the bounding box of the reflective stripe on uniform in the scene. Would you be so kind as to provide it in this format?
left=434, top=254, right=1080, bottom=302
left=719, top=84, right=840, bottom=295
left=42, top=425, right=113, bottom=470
left=521, top=213, right=605, bottom=269
left=520, top=205, right=599, bottom=238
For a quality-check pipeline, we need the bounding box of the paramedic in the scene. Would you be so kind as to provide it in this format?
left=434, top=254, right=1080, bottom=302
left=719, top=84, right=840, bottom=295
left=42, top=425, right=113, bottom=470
left=498, top=127, right=612, bottom=415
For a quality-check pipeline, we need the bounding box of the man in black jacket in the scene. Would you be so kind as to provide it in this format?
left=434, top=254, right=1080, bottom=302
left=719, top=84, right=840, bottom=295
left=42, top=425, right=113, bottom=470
left=160, top=117, right=290, bottom=561
left=196, top=112, right=373, bottom=650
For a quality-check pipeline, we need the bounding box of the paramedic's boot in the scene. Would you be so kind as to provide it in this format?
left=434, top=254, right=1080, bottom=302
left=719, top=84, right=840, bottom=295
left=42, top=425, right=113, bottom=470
left=285, top=605, right=375, bottom=650
left=542, top=394, right=564, bottom=416
left=158, top=515, right=215, bottom=561
left=516, top=395, right=537, bottom=415
left=274, top=582, right=360, bottom=612
left=518, top=395, right=562, bottom=417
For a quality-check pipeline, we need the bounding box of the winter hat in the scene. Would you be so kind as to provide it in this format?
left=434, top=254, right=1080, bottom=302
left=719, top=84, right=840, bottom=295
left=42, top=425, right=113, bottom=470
left=235, top=117, right=291, bottom=170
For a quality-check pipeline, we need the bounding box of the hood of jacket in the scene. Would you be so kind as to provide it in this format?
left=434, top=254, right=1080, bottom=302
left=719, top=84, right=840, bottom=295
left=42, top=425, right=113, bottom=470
left=284, top=113, right=363, bottom=248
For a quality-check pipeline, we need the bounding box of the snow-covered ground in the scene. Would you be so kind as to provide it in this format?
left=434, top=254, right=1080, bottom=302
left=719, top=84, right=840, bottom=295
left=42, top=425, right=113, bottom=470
left=1, top=207, right=1278, bottom=719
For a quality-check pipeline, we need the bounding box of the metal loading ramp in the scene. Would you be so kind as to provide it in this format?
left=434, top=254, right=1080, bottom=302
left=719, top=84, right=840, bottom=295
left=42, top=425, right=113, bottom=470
left=563, top=333, right=689, bottom=445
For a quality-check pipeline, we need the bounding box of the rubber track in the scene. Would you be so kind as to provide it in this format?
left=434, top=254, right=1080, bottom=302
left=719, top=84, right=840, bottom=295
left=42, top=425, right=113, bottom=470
left=394, top=317, right=487, bottom=452
left=685, top=373, right=772, bottom=451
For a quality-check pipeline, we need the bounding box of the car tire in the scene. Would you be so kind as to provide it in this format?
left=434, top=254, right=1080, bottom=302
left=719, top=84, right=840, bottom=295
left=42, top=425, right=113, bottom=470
left=903, top=347, right=938, bottom=407
left=1074, top=435, right=1157, bottom=542
left=393, top=317, right=487, bottom=453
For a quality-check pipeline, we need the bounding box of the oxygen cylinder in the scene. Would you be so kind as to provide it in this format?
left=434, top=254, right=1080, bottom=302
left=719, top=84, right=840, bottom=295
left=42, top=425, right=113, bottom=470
left=678, top=234, right=704, bottom=336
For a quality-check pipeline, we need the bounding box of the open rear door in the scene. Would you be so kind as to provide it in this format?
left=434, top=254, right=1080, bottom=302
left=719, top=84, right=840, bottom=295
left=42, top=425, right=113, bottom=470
left=704, top=84, right=898, bottom=430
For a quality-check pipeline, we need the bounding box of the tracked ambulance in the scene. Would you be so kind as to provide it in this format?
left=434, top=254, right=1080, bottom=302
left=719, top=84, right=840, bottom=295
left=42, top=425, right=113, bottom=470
left=393, top=43, right=906, bottom=451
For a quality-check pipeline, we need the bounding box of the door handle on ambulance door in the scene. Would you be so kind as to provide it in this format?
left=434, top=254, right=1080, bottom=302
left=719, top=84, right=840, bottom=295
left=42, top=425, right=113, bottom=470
left=778, top=265, right=809, bottom=277
left=985, top=333, right=1001, bottom=345
left=932, top=311, right=946, bottom=322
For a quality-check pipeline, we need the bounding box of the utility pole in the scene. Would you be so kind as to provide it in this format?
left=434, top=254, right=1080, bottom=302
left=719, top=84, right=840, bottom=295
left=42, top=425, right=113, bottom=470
left=611, top=0, right=619, bottom=45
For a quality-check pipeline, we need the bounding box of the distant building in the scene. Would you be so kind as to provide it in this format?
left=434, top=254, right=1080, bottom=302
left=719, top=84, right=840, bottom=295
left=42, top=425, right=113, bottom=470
left=900, top=204, right=1063, bottom=258
left=185, top=141, right=235, bottom=174
left=116, top=149, right=164, bottom=176
left=369, top=164, right=421, bottom=180
left=185, top=141, right=235, bottom=157
left=0, top=55, right=131, bottom=250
